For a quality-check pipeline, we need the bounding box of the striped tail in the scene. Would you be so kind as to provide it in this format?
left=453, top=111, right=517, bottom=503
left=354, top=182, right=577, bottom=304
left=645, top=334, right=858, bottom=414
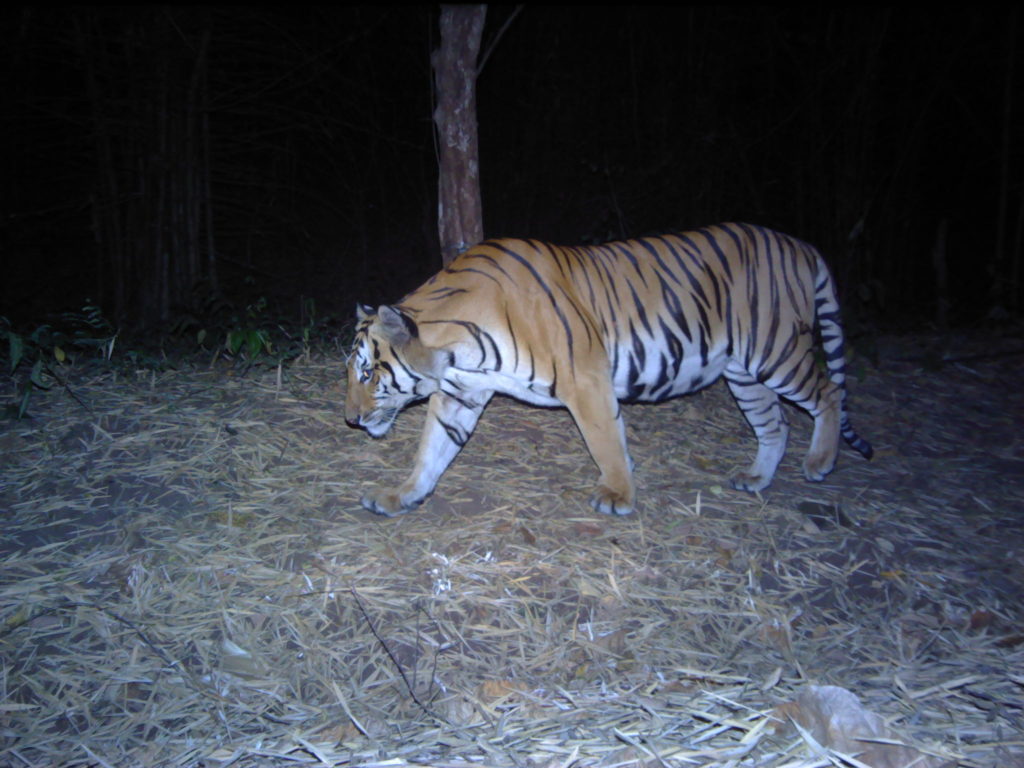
left=814, top=258, right=874, bottom=460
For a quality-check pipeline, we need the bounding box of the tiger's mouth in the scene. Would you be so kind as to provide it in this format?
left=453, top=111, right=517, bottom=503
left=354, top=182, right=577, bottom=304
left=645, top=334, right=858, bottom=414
left=348, top=407, right=399, bottom=438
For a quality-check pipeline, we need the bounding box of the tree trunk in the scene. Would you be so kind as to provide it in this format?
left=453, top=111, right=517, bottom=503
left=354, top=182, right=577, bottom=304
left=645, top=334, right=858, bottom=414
left=433, top=5, right=486, bottom=266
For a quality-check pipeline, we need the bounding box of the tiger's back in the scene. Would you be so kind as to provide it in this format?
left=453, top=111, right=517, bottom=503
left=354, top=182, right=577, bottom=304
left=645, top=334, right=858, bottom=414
left=346, top=222, right=871, bottom=516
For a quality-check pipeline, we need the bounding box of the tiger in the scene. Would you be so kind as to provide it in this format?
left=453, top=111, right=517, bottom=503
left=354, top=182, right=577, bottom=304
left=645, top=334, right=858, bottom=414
left=345, top=222, right=872, bottom=516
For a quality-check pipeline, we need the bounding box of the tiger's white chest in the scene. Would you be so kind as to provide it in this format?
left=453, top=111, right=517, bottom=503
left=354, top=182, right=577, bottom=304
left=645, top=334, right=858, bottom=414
left=443, top=368, right=562, bottom=407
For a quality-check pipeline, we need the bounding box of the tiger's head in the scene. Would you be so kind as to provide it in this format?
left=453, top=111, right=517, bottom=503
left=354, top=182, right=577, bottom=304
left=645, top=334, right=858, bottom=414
left=344, top=304, right=447, bottom=437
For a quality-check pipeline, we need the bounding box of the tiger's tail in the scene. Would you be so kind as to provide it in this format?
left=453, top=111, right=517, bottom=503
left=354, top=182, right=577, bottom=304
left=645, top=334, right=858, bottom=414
left=813, top=257, right=874, bottom=460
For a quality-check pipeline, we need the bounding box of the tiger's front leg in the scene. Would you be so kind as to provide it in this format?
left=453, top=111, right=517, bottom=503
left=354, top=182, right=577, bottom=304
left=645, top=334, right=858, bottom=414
left=360, top=389, right=493, bottom=516
left=564, top=376, right=636, bottom=516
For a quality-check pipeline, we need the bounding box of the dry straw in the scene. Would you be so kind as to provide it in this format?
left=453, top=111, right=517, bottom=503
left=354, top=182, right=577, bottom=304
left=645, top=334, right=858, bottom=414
left=1, top=334, right=1021, bottom=766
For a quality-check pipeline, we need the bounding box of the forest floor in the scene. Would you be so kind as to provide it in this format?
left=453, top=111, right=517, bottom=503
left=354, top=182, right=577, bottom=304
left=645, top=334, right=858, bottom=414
left=0, top=331, right=1022, bottom=767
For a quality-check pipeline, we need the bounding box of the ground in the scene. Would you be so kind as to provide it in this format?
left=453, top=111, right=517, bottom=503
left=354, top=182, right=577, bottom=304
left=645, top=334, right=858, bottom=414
left=0, top=332, right=1021, bottom=767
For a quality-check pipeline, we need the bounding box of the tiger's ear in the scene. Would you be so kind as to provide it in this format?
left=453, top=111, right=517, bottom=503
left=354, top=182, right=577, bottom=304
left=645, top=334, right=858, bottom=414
left=377, top=305, right=449, bottom=380
left=376, top=305, right=417, bottom=345
left=355, top=303, right=374, bottom=322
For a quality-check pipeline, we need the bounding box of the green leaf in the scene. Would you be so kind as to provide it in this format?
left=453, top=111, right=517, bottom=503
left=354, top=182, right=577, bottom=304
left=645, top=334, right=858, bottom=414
left=17, top=386, right=31, bottom=419
left=30, top=324, right=50, bottom=344
left=246, top=330, right=267, bottom=358
left=29, top=359, right=49, bottom=389
left=227, top=330, right=243, bottom=355
left=8, top=331, right=23, bottom=372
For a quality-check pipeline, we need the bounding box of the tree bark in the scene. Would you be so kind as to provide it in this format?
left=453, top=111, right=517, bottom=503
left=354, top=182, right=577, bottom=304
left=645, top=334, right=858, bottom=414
left=433, top=5, right=486, bottom=266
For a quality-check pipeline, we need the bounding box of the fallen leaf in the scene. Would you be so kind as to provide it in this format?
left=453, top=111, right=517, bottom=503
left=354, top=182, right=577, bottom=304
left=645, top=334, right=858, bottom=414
left=773, top=685, right=950, bottom=768
left=995, top=633, right=1024, bottom=648
left=478, top=678, right=528, bottom=701
left=970, top=610, right=995, bottom=630
left=519, top=525, right=536, bottom=545
left=573, top=521, right=604, bottom=537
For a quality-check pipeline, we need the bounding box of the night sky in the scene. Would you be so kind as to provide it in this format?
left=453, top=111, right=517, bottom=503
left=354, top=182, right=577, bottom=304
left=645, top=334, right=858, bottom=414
left=1, top=7, right=1019, bottom=331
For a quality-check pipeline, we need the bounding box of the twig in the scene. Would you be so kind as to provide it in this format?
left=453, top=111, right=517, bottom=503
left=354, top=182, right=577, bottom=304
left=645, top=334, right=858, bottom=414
left=478, top=6, right=522, bottom=76
left=349, top=586, right=441, bottom=721
left=46, top=364, right=94, bottom=415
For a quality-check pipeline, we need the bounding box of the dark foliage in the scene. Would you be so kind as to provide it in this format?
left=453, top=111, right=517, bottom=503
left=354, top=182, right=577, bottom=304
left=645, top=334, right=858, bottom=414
left=1, top=7, right=1020, bottom=334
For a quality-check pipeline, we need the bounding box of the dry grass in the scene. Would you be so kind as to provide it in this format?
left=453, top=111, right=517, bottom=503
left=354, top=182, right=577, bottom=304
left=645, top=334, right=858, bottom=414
left=1, top=333, right=1022, bottom=767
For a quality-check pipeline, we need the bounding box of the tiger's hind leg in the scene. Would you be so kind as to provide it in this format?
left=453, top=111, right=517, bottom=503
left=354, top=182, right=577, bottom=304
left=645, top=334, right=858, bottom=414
left=724, top=365, right=789, bottom=492
left=728, top=345, right=843, bottom=489
left=756, top=341, right=842, bottom=484
left=798, top=379, right=841, bottom=482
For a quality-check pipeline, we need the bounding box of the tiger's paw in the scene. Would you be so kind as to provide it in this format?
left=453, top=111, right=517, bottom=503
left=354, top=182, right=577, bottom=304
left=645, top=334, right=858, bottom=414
left=590, top=486, right=634, bottom=516
left=802, top=453, right=836, bottom=483
left=729, top=472, right=772, bottom=493
left=360, top=489, right=422, bottom=517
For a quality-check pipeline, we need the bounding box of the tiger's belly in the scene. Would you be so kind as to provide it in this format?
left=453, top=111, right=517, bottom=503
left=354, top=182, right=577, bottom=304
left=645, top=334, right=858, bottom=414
left=612, top=344, right=729, bottom=403
left=443, top=342, right=730, bottom=408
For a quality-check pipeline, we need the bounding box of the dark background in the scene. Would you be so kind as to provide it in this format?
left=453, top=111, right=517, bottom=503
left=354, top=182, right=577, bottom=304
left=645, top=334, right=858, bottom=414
left=2, top=7, right=1020, bottom=336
